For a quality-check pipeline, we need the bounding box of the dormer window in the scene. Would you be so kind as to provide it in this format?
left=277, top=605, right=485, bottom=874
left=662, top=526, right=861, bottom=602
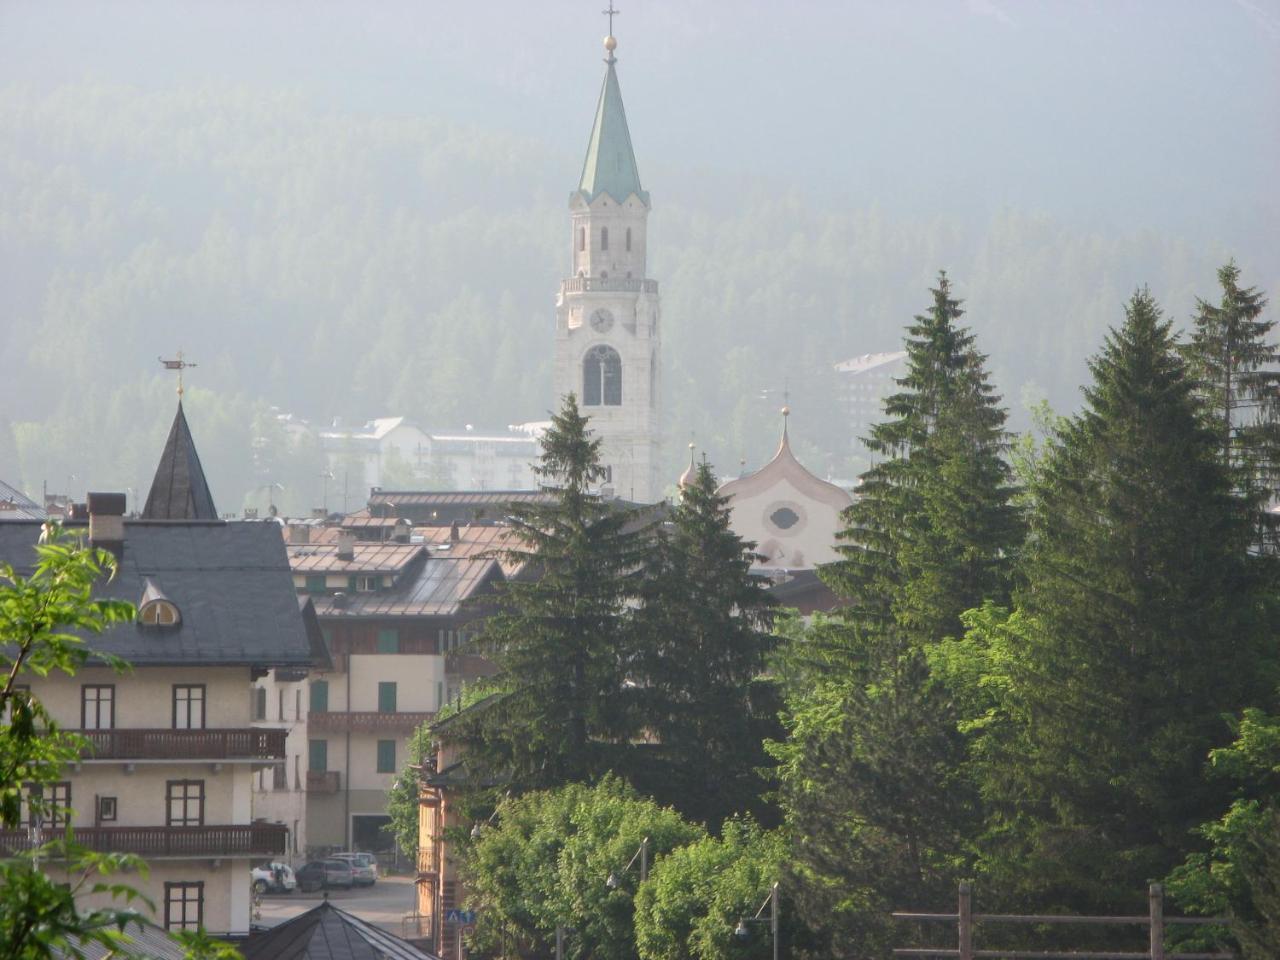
left=138, top=578, right=181, bottom=627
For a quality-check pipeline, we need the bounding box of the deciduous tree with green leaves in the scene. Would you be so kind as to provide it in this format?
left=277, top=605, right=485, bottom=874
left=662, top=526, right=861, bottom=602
left=463, top=777, right=702, bottom=960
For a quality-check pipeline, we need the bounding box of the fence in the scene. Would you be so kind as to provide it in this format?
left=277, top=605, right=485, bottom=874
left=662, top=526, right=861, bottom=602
left=893, top=882, right=1233, bottom=960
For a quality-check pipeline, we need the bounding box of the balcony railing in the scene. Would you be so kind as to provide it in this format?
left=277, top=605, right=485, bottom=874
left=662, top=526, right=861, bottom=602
left=72, top=728, right=287, bottom=762
left=308, top=711, right=435, bottom=735
left=0, top=823, right=287, bottom=859
left=560, top=277, right=658, bottom=295
left=307, top=770, right=341, bottom=794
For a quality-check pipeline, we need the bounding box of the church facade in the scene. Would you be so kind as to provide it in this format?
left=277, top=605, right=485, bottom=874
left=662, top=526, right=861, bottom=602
left=553, top=34, right=661, bottom=503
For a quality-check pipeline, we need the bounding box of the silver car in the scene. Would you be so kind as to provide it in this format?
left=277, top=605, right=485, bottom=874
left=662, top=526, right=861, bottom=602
left=331, top=851, right=377, bottom=886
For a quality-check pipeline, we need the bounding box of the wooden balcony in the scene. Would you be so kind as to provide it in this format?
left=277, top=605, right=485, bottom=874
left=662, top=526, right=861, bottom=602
left=308, top=711, right=435, bottom=735
left=72, top=728, right=287, bottom=762
left=307, top=770, right=341, bottom=794
left=0, top=823, right=287, bottom=859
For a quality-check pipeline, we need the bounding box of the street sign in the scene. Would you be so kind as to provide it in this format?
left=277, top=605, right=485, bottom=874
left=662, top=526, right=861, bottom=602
left=446, top=909, right=477, bottom=925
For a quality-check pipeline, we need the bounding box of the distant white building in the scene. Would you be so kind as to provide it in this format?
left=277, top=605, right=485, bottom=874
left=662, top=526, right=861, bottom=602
left=317, top=417, right=541, bottom=496
left=834, top=351, right=908, bottom=458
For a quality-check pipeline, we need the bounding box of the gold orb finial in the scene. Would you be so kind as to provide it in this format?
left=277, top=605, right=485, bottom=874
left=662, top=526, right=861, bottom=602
left=781, top=405, right=790, bottom=417
left=604, top=34, right=617, bottom=52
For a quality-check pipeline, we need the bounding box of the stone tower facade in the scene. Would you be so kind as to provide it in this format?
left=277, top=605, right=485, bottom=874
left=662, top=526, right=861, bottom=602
left=554, top=35, right=661, bottom=503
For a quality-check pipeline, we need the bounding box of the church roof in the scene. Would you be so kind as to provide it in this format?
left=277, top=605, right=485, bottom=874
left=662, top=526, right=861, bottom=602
left=716, top=412, right=853, bottom=511
left=577, top=55, right=647, bottom=205
left=142, top=401, right=218, bottom=520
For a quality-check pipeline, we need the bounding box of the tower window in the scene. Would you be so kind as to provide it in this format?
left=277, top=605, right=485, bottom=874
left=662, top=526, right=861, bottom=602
left=626, top=227, right=632, bottom=252
left=601, top=227, right=609, bottom=251
left=583, top=345, right=623, bottom=407
left=578, top=227, right=585, bottom=252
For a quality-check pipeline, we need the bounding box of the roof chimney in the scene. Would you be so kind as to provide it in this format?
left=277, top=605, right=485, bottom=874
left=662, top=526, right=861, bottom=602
left=87, top=492, right=126, bottom=553
left=394, top=518, right=412, bottom=544
left=336, top=529, right=357, bottom=561
left=289, top=524, right=311, bottom=545
left=450, top=520, right=461, bottom=544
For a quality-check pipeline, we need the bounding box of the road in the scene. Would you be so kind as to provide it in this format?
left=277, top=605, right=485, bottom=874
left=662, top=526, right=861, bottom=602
left=255, top=874, right=418, bottom=936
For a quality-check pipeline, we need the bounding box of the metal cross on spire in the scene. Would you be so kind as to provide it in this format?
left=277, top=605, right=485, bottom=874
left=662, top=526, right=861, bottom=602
left=159, top=350, right=197, bottom=398
left=602, top=2, right=620, bottom=36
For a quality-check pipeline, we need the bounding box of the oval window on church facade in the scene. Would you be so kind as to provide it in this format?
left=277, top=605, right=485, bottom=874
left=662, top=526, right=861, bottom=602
left=583, top=345, right=622, bottom=407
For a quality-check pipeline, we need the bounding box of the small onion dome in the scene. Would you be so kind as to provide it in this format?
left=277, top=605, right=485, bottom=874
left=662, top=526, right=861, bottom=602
left=678, top=442, right=698, bottom=490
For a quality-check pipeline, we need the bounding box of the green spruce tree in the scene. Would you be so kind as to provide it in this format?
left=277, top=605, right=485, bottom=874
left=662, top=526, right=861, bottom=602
left=634, top=457, right=778, bottom=828
left=977, top=289, right=1274, bottom=910
left=1185, top=261, right=1279, bottom=551
left=776, top=273, right=1021, bottom=956
left=450, top=394, right=652, bottom=790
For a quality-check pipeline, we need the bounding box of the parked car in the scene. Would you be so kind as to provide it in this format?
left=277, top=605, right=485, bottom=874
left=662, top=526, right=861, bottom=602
left=294, top=861, right=328, bottom=893
left=322, top=858, right=355, bottom=889
left=330, top=851, right=378, bottom=886
left=250, top=861, right=296, bottom=894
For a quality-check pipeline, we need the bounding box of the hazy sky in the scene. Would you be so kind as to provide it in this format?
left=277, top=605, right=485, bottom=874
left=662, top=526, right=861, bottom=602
left=4, top=0, right=1277, bottom=245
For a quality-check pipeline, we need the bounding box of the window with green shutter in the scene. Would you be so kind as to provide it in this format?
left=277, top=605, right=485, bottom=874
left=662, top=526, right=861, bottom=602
left=376, top=629, right=400, bottom=654
left=376, top=740, right=396, bottom=773
left=309, top=739, right=328, bottom=773
left=305, top=575, right=326, bottom=593
left=377, top=682, right=397, bottom=714
left=310, top=680, right=329, bottom=713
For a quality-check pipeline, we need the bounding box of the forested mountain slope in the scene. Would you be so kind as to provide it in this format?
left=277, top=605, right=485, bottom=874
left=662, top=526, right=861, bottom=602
left=2, top=82, right=1273, bottom=511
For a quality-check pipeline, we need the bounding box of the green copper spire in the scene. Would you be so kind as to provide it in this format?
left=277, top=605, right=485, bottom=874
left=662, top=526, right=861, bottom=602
left=577, top=36, right=648, bottom=205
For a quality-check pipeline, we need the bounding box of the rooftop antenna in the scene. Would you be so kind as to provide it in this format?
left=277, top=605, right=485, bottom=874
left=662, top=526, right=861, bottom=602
left=159, top=350, right=197, bottom=398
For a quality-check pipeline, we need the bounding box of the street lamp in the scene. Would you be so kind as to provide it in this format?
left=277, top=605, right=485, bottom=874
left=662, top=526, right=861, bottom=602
left=605, top=835, right=650, bottom=889
left=734, top=882, right=780, bottom=960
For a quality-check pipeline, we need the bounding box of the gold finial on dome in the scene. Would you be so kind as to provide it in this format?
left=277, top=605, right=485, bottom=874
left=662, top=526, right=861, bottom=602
left=678, top=441, right=697, bottom=490
left=604, top=35, right=617, bottom=52
left=781, top=405, right=790, bottom=418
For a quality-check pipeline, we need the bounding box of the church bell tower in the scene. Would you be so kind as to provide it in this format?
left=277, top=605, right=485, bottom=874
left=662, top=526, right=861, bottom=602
left=554, top=22, right=661, bottom=503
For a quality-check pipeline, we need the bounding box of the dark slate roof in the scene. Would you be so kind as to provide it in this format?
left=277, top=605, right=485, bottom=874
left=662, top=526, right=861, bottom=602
left=241, top=901, right=440, bottom=960
left=0, top=479, right=46, bottom=520
left=143, top=401, right=218, bottom=520
left=56, top=920, right=187, bottom=959
left=0, top=520, right=313, bottom=668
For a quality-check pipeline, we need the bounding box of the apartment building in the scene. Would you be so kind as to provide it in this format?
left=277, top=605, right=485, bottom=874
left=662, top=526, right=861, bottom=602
left=285, top=520, right=506, bottom=856
left=0, top=403, right=314, bottom=937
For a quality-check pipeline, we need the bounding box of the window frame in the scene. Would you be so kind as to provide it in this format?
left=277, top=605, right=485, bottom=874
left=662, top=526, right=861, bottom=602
left=376, top=628, right=400, bottom=654
left=310, top=679, right=329, bottom=713
left=309, top=739, right=328, bottom=773
left=377, top=681, right=398, bottom=714
left=582, top=344, right=623, bottom=407
left=163, top=881, right=204, bottom=932
left=601, top=226, right=609, bottom=250
left=376, top=739, right=396, bottom=774
left=80, top=684, right=115, bottom=730
left=165, top=779, right=205, bottom=827
left=172, top=684, right=206, bottom=730
left=98, top=795, right=118, bottom=823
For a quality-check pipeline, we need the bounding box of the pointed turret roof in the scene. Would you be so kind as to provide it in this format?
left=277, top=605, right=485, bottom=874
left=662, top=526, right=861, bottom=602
left=578, top=44, right=647, bottom=205
left=142, top=402, right=218, bottom=520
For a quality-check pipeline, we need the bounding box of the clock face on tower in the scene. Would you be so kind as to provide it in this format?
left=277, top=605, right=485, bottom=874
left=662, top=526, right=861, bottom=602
left=589, top=308, right=615, bottom=333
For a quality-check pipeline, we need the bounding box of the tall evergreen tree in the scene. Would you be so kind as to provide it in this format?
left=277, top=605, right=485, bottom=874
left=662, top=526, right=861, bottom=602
left=776, top=274, right=1021, bottom=955
left=450, top=394, right=652, bottom=791
left=976, top=289, right=1275, bottom=910
left=1185, top=261, right=1279, bottom=550
left=634, top=458, right=778, bottom=828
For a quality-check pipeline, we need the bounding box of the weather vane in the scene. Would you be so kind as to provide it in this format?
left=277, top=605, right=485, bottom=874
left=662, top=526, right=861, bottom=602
left=159, top=350, right=197, bottom=397
left=603, top=2, right=620, bottom=36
